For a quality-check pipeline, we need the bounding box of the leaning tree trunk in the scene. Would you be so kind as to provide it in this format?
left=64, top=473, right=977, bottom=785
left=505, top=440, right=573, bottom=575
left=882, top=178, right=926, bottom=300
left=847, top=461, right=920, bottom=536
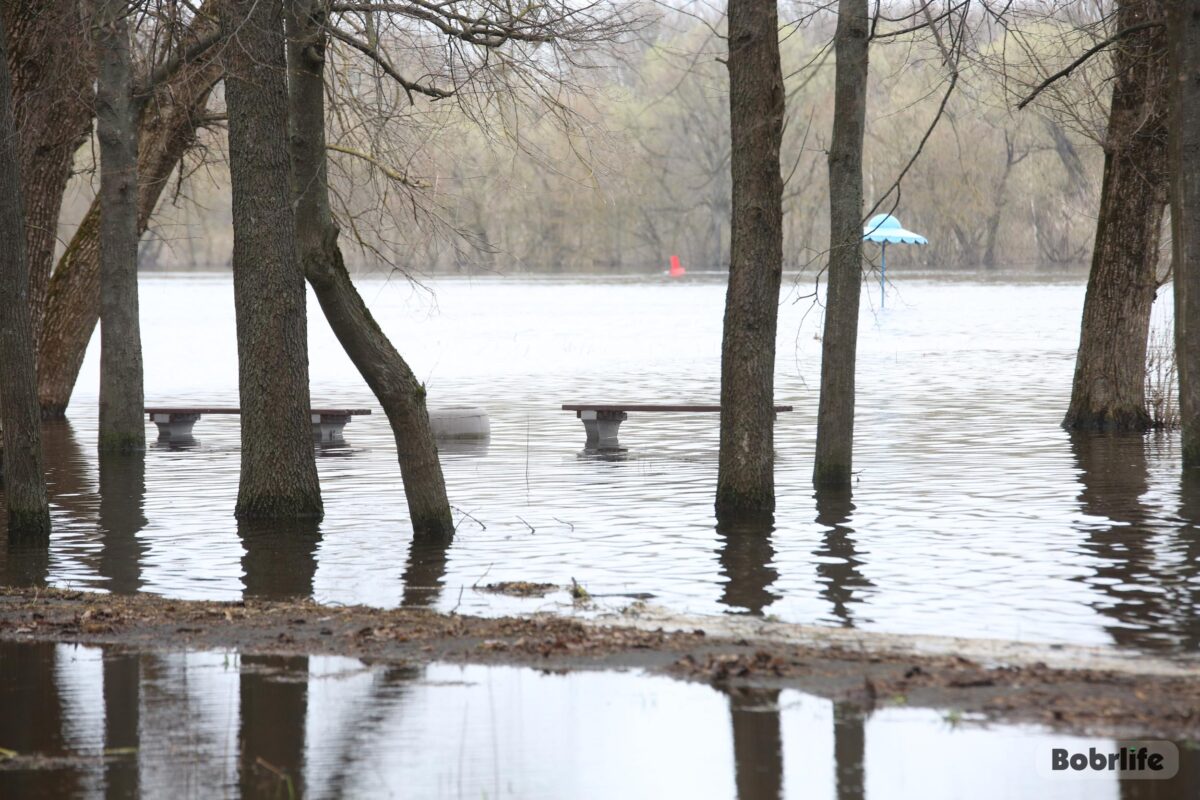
left=223, top=0, right=322, bottom=518
left=38, top=3, right=224, bottom=419
left=95, top=0, right=145, bottom=452
left=285, top=1, right=453, bottom=536
left=716, top=0, right=785, bottom=519
left=2, top=1, right=94, bottom=345
left=1063, top=0, right=1168, bottom=432
left=813, top=0, right=869, bottom=489
left=1170, top=0, right=1200, bottom=466
left=0, top=15, right=50, bottom=534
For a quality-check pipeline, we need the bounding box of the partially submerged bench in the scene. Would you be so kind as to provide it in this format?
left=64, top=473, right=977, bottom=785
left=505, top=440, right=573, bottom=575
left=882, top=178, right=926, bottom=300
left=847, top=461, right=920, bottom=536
left=146, top=407, right=371, bottom=442
left=562, top=403, right=794, bottom=449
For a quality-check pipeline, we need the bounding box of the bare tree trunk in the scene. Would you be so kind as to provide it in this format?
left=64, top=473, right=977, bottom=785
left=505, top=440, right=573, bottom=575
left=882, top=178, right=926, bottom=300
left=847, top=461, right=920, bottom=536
left=813, top=0, right=869, bottom=489
left=222, top=0, right=322, bottom=518
left=1, top=1, right=94, bottom=345
left=1170, top=0, right=1200, bottom=466
left=716, top=0, right=784, bottom=519
left=0, top=15, right=50, bottom=534
left=37, top=3, right=223, bottom=419
left=95, top=0, right=145, bottom=452
left=983, top=135, right=1020, bottom=270
left=1063, top=0, right=1168, bottom=432
left=286, top=0, right=452, bottom=536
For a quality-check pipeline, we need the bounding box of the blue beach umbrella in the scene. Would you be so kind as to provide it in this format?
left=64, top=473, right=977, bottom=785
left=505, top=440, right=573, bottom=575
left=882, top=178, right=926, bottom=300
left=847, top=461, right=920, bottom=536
left=863, top=213, right=927, bottom=307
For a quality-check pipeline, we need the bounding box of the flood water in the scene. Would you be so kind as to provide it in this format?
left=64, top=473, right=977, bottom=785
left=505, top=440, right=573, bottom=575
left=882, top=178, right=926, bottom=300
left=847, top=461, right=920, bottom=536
left=2, top=640, right=1197, bottom=799
left=3, top=272, right=1200, bottom=653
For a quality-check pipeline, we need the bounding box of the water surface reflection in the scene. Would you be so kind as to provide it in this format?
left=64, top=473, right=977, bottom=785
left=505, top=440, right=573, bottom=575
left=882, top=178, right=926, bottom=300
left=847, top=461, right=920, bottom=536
left=716, top=517, right=779, bottom=615
left=0, top=642, right=1195, bottom=798
left=813, top=489, right=872, bottom=628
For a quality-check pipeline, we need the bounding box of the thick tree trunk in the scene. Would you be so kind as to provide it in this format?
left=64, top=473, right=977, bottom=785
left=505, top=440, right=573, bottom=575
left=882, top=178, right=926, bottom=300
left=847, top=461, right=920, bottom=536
left=1063, top=0, right=1168, bottom=432
left=1, top=2, right=94, bottom=345
left=813, top=0, right=869, bottom=489
left=1170, top=0, right=1200, bottom=466
left=222, top=0, right=322, bottom=518
left=285, top=0, right=453, bottom=536
left=0, top=16, right=50, bottom=534
left=716, top=0, right=785, bottom=519
left=37, top=3, right=223, bottom=419
left=95, top=0, right=145, bottom=452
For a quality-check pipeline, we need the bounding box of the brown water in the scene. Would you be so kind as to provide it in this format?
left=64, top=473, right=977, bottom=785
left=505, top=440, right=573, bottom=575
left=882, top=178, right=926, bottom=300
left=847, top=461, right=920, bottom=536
left=1, top=641, right=1197, bottom=799
left=2, top=272, right=1199, bottom=653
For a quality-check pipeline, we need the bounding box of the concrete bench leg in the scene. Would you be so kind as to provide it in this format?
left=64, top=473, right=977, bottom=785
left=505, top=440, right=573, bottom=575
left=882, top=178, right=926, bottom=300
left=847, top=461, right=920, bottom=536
left=312, top=413, right=351, bottom=443
left=151, top=413, right=200, bottom=440
left=580, top=410, right=627, bottom=449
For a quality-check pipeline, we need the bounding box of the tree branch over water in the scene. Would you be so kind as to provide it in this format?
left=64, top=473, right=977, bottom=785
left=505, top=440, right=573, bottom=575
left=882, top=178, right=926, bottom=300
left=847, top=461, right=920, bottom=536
left=1015, top=20, right=1162, bottom=110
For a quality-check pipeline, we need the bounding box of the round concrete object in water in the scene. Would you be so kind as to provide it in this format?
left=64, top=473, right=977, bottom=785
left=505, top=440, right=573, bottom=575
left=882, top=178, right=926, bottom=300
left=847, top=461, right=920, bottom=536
left=428, top=406, right=490, bottom=439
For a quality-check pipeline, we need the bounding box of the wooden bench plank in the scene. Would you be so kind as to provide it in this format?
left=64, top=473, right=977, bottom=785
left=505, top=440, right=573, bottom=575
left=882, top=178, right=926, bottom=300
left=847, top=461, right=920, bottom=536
left=146, top=407, right=371, bottom=416
left=562, top=404, right=793, bottom=413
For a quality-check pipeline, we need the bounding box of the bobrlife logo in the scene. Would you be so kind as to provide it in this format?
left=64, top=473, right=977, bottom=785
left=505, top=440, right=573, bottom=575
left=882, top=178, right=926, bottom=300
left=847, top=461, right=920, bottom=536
left=1036, top=741, right=1179, bottom=781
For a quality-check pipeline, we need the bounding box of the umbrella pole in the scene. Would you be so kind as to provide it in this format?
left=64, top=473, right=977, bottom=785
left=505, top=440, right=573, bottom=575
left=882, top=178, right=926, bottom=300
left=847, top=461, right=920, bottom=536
left=880, top=241, right=887, bottom=308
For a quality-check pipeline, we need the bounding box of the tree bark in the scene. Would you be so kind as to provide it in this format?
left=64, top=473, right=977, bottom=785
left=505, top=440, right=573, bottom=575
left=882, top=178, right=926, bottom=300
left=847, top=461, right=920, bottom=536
left=716, top=0, right=785, bottom=519
left=95, top=0, right=145, bottom=452
left=0, top=15, right=50, bottom=534
left=1, top=1, right=94, bottom=345
left=1170, top=0, right=1200, bottom=466
left=813, top=0, right=869, bottom=489
left=286, top=0, right=453, bottom=536
left=37, top=2, right=224, bottom=419
left=223, top=0, right=322, bottom=518
left=1063, top=0, right=1168, bottom=432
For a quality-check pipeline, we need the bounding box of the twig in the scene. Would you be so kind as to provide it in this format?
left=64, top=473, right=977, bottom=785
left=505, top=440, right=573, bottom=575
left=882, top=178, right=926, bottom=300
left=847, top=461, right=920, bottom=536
left=516, top=515, right=535, bottom=534
left=864, top=70, right=958, bottom=222
left=254, top=758, right=296, bottom=800
left=451, top=505, right=486, bottom=530
left=471, top=563, right=494, bottom=589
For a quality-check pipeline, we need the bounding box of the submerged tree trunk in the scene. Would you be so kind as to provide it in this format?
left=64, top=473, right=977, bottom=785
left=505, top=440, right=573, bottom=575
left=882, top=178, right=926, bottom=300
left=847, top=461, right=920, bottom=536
left=38, top=2, right=223, bottom=419
left=223, top=0, right=322, bottom=518
left=1170, top=0, right=1200, bottom=466
left=1063, top=0, right=1168, bottom=432
left=0, top=16, right=50, bottom=534
left=95, top=0, right=145, bottom=452
left=285, top=1, right=453, bottom=536
left=716, top=0, right=785, bottom=519
left=2, top=1, right=94, bottom=345
left=813, top=0, right=869, bottom=489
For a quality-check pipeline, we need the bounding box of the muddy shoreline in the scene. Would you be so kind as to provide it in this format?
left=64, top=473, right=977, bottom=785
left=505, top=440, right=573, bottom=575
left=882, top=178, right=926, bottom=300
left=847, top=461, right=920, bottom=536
left=2, top=586, right=1197, bottom=741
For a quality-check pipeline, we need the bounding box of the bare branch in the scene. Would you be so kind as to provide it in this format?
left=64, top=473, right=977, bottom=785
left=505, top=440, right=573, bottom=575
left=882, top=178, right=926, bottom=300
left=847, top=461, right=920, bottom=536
left=326, top=25, right=452, bottom=100
left=326, top=143, right=430, bottom=189
left=1015, top=20, right=1162, bottom=111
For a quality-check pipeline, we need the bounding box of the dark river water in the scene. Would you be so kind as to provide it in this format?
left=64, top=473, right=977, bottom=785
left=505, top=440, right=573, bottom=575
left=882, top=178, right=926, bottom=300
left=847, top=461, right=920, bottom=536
left=2, top=272, right=1199, bottom=798
left=3, top=272, right=1195, bottom=651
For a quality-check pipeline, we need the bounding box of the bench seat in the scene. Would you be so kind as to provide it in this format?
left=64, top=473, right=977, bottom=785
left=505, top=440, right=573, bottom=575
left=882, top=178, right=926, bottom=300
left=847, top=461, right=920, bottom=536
left=146, top=407, right=371, bottom=442
left=562, top=403, right=793, bottom=449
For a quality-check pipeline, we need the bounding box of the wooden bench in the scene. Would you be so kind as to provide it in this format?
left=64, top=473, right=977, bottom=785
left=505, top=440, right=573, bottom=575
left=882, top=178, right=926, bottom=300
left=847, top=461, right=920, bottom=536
left=561, top=403, right=794, bottom=449
left=146, top=407, right=371, bottom=442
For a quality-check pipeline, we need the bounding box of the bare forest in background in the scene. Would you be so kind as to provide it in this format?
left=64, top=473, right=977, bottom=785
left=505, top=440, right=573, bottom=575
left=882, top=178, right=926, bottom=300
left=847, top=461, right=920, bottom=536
left=53, top=2, right=1145, bottom=275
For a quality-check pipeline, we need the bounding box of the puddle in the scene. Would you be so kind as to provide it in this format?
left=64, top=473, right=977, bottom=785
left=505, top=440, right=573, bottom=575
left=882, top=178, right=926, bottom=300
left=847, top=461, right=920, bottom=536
left=0, top=640, right=1196, bottom=798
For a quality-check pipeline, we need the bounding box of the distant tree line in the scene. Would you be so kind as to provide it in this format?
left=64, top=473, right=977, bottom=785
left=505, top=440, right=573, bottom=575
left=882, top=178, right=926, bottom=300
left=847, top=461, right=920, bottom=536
left=53, top=4, right=1124, bottom=276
